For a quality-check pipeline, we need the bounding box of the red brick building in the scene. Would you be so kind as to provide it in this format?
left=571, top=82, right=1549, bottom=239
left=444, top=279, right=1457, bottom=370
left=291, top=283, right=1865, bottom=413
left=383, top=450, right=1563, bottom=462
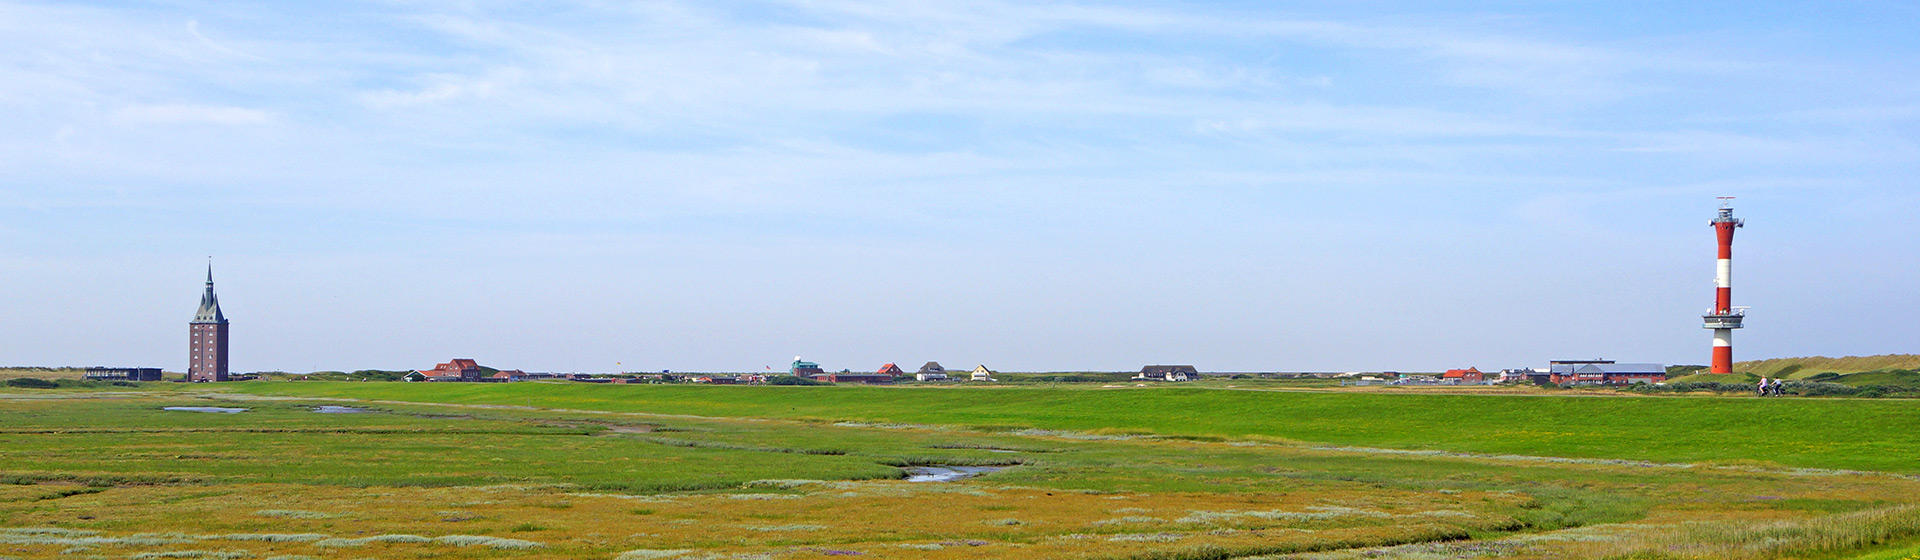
left=877, top=363, right=905, bottom=377
left=188, top=266, right=230, bottom=383
left=1441, top=367, right=1483, bottom=384
left=1547, top=361, right=1667, bottom=385
left=807, top=372, right=895, bottom=384
left=414, top=359, right=487, bottom=382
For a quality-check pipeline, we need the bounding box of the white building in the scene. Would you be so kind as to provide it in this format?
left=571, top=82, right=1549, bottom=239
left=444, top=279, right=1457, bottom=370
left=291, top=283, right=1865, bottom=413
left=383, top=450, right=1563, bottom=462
left=969, top=365, right=997, bottom=382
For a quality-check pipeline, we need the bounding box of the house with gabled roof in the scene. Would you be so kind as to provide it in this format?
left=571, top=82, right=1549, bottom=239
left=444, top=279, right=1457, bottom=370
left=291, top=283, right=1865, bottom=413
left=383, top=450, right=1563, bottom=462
left=969, top=365, right=996, bottom=382
left=415, top=358, right=488, bottom=382
left=1440, top=367, right=1484, bottom=385
left=878, top=363, right=905, bottom=376
left=1134, top=365, right=1197, bottom=382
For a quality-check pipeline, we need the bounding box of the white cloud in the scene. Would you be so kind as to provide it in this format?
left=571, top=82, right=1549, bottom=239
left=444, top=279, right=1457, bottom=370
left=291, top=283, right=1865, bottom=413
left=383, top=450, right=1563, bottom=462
left=360, top=68, right=524, bottom=108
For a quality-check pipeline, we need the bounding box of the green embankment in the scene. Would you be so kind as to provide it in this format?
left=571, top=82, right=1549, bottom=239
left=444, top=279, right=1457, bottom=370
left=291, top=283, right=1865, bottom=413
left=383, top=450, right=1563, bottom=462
left=1738, top=354, right=1920, bottom=379
left=232, top=382, right=1920, bottom=474
left=0, top=367, right=93, bottom=381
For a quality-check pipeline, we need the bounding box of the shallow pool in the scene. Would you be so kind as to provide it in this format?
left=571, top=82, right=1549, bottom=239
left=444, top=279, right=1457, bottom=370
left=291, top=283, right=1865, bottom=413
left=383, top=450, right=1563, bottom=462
left=162, top=406, right=247, bottom=414
left=902, top=465, right=1005, bottom=482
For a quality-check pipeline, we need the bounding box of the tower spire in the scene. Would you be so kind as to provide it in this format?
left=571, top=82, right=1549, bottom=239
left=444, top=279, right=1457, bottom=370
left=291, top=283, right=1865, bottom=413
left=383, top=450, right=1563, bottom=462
left=194, top=259, right=225, bottom=324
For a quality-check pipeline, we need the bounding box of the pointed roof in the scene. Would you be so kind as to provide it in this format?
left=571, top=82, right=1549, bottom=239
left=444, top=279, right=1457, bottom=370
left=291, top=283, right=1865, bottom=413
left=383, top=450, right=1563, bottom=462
left=193, top=264, right=227, bottom=324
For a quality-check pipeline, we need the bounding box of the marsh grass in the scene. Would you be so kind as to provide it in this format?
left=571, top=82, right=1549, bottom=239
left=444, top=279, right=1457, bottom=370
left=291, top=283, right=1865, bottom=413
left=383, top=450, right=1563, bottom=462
left=616, top=550, right=693, bottom=559
left=432, top=534, right=544, bottom=549
left=252, top=510, right=334, bottom=519
left=1592, top=505, right=1920, bottom=559
left=1105, top=525, right=1477, bottom=560
left=876, top=455, right=1025, bottom=467
left=32, top=485, right=106, bottom=500
left=926, top=443, right=1065, bottom=453
left=312, top=534, right=430, bottom=547
left=631, top=435, right=850, bottom=455
left=128, top=551, right=253, bottom=559
left=6, top=390, right=1920, bottom=559
left=231, top=381, right=1920, bottom=474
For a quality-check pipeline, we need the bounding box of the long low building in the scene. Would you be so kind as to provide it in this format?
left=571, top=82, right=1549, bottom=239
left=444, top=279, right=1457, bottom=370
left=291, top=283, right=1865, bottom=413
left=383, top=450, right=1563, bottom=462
left=83, top=367, right=164, bottom=382
left=1548, top=361, right=1666, bottom=385
left=405, top=358, right=505, bottom=382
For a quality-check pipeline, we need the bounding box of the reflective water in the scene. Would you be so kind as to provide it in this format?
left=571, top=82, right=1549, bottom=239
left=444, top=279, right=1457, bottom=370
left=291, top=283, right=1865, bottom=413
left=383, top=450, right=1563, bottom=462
left=313, top=406, right=367, bottom=414
left=162, top=406, right=247, bottom=414
left=902, top=465, right=1005, bottom=482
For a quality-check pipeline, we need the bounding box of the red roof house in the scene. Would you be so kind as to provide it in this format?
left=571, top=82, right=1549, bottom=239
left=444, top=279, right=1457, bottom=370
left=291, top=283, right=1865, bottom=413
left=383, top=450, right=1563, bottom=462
left=1440, top=367, right=1483, bottom=384
left=877, top=363, right=906, bottom=376
left=416, top=359, right=486, bottom=382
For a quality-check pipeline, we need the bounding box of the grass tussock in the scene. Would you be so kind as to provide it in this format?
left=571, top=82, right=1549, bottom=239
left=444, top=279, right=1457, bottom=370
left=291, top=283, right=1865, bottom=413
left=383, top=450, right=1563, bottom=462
left=213, top=533, right=329, bottom=543
left=312, top=534, right=430, bottom=547
left=433, top=534, right=544, bottom=549
left=615, top=550, right=694, bottom=559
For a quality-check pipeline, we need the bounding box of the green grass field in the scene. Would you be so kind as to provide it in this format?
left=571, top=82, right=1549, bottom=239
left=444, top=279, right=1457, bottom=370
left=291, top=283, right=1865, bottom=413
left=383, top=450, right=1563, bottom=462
left=3, top=383, right=1920, bottom=559
left=229, top=381, right=1920, bottom=473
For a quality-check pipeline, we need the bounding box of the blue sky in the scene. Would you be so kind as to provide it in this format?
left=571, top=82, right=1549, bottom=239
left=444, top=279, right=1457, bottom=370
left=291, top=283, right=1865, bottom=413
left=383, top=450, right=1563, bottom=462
left=2, top=1, right=1916, bottom=373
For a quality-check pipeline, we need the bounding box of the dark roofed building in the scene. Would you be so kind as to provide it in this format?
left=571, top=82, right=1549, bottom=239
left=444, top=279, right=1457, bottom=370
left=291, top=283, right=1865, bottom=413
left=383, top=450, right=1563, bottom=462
left=917, top=362, right=946, bottom=375
left=84, top=367, right=164, bottom=382
left=1135, top=365, right=1198, bottom=381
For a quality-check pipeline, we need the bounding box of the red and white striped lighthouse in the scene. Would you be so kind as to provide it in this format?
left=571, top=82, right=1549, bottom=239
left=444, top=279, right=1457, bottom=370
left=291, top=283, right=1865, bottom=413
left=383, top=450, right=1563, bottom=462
left=1703, top=198, right=1746, bottom=374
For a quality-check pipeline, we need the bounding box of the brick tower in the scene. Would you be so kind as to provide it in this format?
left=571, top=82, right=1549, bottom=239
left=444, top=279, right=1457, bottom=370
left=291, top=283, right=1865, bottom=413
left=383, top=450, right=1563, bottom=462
left=188, top=265, right=230, bottom=382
